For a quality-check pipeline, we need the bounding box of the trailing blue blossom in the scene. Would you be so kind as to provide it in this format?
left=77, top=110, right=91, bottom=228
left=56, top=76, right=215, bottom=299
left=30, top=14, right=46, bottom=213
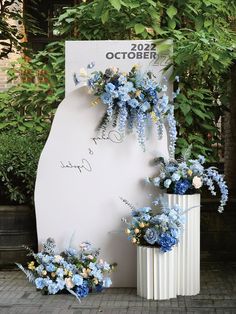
left=16, top=239, right=116, bottom=301
left=149, top=153, right=228, bottom=212
left=87, top=65, right=177, bottom=153
left=122, top=198, right=185, bottom=253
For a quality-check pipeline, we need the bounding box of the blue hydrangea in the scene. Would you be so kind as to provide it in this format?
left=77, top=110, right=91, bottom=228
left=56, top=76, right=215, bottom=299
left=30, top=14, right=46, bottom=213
left=141, top=101, right=151, bottom=112
left=174, top=179, right=191, bottom=195
left=48, top=282, right=60, bottom=295
left=72, top=274, right=83, bottom=286
left=75, top=282, right=89, bottom=298
left=152, top=177, right=160, bottom=186
left=95, top=284, right=103, bottom=292
left=118, top=75, right=127, bottom=85
left=100, top=92, right=113, bottom=105
left=56, top=278, right=65, bottom=290
left=171, top=173, right=181, bottom=181
left=164, top=179, right=172, bottom=188
left=35, top=277, right=45, bottom=289
left=105, top=82, right=116, bottom=92
left=46, top=263, right=56, bottom=272
left=128, top=98, right=139, bottom=108
left=42, top=255, right=52, bottom=264
left=56, top=267, right=64, bottom=278
left=35, top=265, right=44, bottom=276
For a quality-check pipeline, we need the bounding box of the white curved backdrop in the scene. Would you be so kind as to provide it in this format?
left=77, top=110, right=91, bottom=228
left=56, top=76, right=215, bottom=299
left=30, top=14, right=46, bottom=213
left=35, top=86, right=169, bottom=287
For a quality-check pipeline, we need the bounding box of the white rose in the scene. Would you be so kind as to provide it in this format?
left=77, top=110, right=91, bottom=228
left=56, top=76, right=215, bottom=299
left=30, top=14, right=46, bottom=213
left=192, top=176, right=203, bottom=189
left=65, top=277, right=74, bottom=289
left=54, top=255, right=63, bottom=263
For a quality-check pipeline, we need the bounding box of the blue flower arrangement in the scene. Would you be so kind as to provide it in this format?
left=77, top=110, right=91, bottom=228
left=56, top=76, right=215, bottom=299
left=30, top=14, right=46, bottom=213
left=16, top=238, right=115, bottom=301
left=87, top=65, right=177, bottom=155
left=122, top=198, right=185, bottom=252
left=149, top=152, right=228, bottom=213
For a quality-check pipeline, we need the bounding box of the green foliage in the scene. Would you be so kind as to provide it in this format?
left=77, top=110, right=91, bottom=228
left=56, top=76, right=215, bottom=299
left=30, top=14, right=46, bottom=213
left=0, top=130, right=45, bottom=205
left=53, top=0, right=236, bottom=160
left=0, top=41, right=65, bottom=134
left=0, top=42, right=65, bottom=205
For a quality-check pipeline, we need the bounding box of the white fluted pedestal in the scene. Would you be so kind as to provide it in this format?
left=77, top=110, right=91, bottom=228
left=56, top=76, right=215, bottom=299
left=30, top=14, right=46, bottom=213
left=137, top=246, right=177, bottom=300
left=166, top=193, right=200, bottom=296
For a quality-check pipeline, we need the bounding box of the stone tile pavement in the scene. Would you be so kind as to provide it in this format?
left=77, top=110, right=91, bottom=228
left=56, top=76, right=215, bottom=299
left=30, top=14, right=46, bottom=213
left=0, top=263, right=236, bottom=314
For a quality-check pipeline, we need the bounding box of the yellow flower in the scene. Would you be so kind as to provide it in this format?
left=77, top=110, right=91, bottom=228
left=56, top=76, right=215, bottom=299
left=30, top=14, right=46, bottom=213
left=79, top=67, right=88, bottom=77
left=134, top=228, right=140, bottom=234
left=131, top=237, right=137, bottom=244
left=135, top=90, right=141, bottom=97
left=150, top=111, right=158, bottom=123
left=133, top=64, right=141, bottom=70
left=68, top=271, right=73, bottom=277
left=42, top=270, right=47, bottom=276
left=51, top=272, right=56, bottom=278
left=188, top=170, right=193, bottom=176
left=28, top=261, right=35, bottom=270
left=81, top=268, right=88, bottom=278
left=93, top=278, right=98, bottom=285
left=125, top=228, right=131, bottom=234
left=139, top=222, right=145, bottom=228
left=91, top=98, right=100, bottom=107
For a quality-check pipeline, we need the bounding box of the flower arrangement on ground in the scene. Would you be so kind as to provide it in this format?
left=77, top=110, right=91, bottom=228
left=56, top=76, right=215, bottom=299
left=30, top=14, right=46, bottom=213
left=122, top=198, right=185, bottom=252
left=16, top=238, right=115, bottom=301
left=149, top=153, right=228, bottom=213
left=86, top=65, right=177, bottom=155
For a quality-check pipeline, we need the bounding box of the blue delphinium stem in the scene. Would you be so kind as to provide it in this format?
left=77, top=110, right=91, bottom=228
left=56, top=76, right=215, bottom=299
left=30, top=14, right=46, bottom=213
left=136, top=110, right=146, bottom=151
left=203, top=168, right=228, bottom=213
left=118, top=106, right=128, bottom=135
left=167, top=106, right=177, bottom=159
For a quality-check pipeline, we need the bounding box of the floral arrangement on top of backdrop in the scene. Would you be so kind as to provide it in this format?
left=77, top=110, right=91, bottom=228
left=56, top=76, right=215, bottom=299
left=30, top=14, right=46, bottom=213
left=85, top=65, right=177, bottom=156
left=122, top=197, right=185, bottom=252
left=16, top=238, right=115, bottom=301
left=148, top=151, right=228, bottom=213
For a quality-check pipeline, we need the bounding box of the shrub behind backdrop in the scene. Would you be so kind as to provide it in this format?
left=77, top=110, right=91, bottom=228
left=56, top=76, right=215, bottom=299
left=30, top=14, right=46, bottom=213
left=1, top=0, right=236, bottom=161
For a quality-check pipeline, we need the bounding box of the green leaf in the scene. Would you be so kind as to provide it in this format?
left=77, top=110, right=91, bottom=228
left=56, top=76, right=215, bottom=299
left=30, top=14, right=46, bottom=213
left=146, top=0, right=156, bottom=6
left=95, top=0, right=105, bottom=17
left=152, top=25, right=166, bottom=35
left=195, top=17, right=204, bottom=31
left=204, top=19, right=212, bottom=28
left=167, top=5, right=177, bottom=20
left=192, top=108, right=208, bottom=119
left=101, top=10, right=109, bottom=24
left=180, top=103, right=191, bottom=116
left=109, top=0, right=121, bottom=11
left=168, top=19, right=176, bottom=30
left=185, top=114, right=193, bottom=125
left=134, top=23, right=145, bottom=34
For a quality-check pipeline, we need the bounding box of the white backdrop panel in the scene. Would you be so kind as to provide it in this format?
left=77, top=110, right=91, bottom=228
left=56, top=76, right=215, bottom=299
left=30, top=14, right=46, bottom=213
left=35, top=40, right=170, bottom=287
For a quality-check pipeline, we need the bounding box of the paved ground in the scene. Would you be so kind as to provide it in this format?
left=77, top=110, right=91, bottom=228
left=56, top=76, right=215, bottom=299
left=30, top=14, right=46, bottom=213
left=0, top=263, right=236, bottom=314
